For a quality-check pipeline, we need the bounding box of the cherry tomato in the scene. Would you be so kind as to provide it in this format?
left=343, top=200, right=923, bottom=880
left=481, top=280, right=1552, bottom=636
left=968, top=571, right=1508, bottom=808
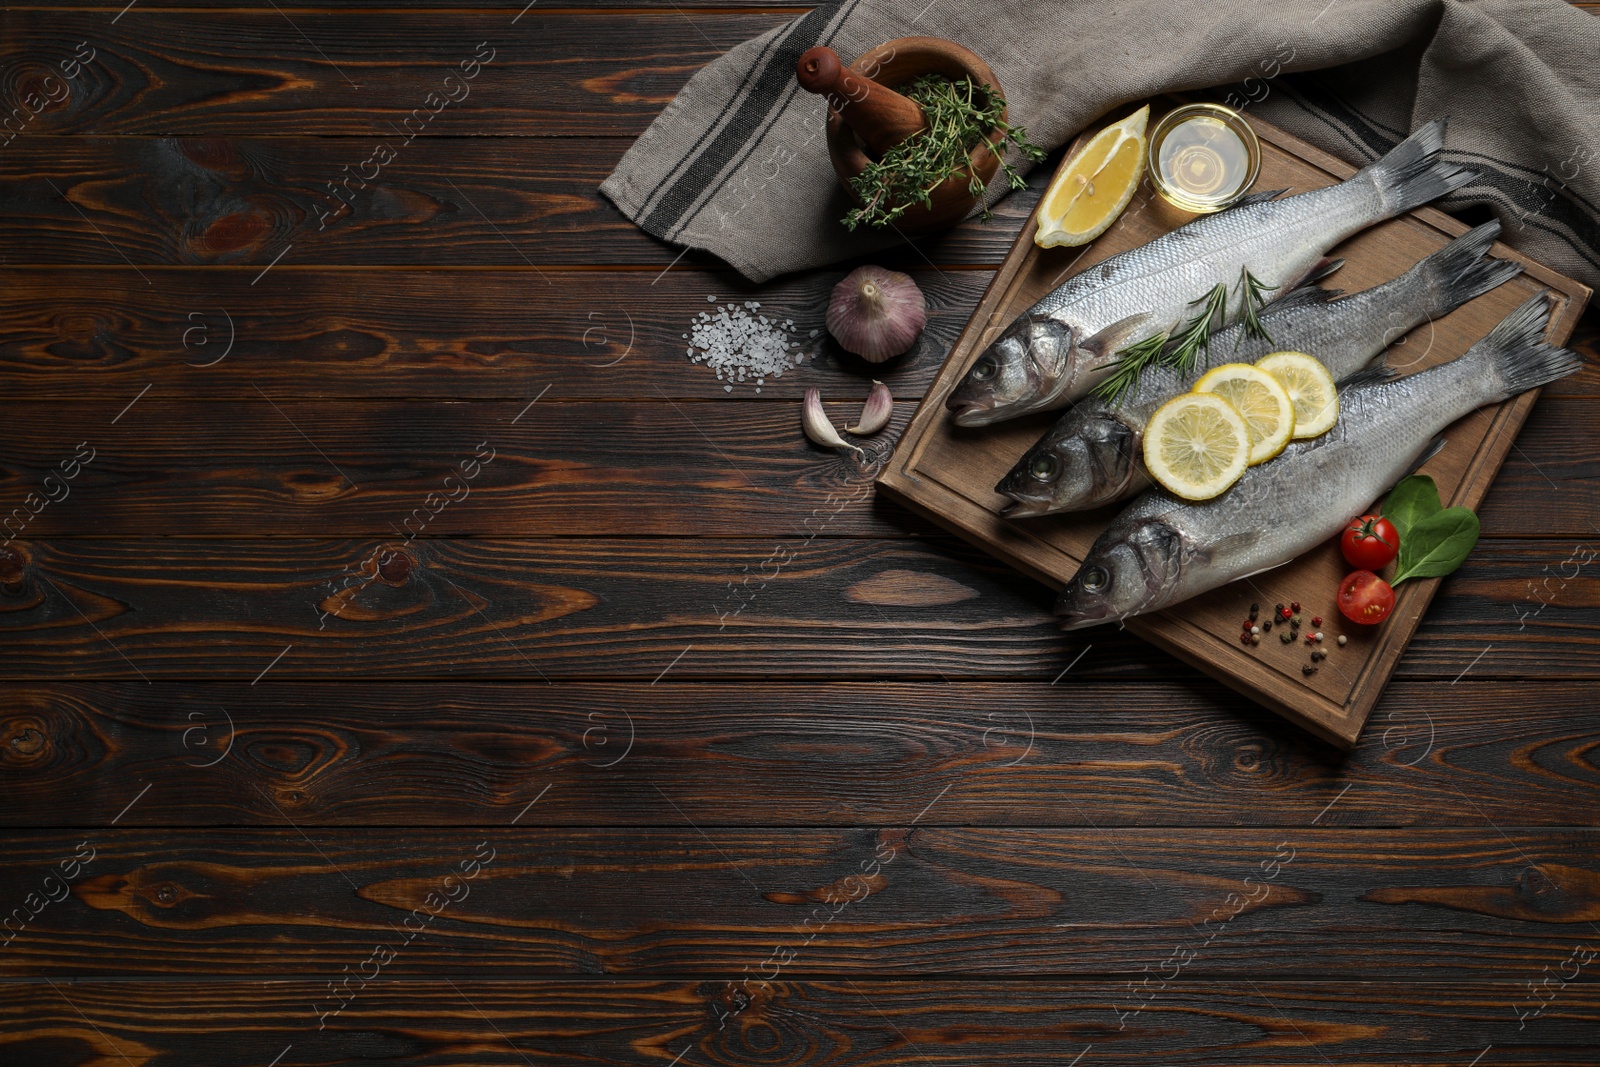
left=1341, top=514, right=1399, bottom=570
left=1338, top=570, right=1395, bottom=625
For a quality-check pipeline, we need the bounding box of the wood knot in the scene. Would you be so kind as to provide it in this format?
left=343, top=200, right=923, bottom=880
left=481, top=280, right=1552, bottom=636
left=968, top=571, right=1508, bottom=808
left=6, top=720, right=47, bottom=758
left=376, top=548, right=413, bottom=585
left=0, top=545, right=29, bottom=595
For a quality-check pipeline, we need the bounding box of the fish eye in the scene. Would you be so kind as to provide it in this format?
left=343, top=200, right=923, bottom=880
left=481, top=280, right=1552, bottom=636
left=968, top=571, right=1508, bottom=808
left=1028, top=452, right=1060, bottom=482
left=970, top=355, right=998, bottom=381
left=1079, top=565, right=1109, bottom=593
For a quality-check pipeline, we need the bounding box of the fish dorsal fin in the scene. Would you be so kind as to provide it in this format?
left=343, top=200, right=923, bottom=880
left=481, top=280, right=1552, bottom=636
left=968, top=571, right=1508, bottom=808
left=1265, top=284, right=1344, bottom=315
left=1337, top=363, right=1401, bottom=389
left=1229, top=187, right=1289, bottom=208
left=1079, top=312, right=1154, bottom=361
left=1300, top=256, right=1346, bottom=286
left=1403, top=436, right=1449, bottom=477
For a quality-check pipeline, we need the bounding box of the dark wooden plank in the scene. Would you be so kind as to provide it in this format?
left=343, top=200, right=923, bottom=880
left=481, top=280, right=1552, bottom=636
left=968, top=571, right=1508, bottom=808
left=0, top=827, right=1595, bottom=977
left=0, top=137, right=1038, bottom=266
left=2, top=268, right=1592, bottom=400
left=1, top=980, right=1596, bottom=1066
left=0, top=537, right=1591, bottom=681
left=0, top=268, right=987, bottom=400
left=3, top=680, right=1595, bottom=828
left=0, top=11, right=783, bottom=136
left=0, top=397, right=1591, bottom=536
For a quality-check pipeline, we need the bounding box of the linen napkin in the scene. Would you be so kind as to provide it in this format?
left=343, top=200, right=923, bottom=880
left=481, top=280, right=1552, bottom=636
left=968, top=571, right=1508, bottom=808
left=600, top=0, right=1599, bottom=288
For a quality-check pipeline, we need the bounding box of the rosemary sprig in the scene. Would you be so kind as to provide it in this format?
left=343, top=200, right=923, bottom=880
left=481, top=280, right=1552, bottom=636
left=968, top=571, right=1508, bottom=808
left=1091, top=330, right=1169, bottom=404
left=1092, top=266, right=1282, bottom=402
left=1163, top=282, right=1229, bottom=375
left=843, top=74, right=1046, bottom=231
left=1233, top=266, right=1278, bottom=347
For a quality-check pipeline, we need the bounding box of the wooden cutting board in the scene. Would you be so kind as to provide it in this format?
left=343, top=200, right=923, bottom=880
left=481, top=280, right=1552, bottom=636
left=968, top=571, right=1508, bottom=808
left=877, top=101, right=1591, bottom=747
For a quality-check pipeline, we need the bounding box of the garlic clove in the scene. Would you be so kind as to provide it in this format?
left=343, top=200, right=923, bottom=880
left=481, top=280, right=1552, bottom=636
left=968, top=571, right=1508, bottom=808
left=846, top=380, right=893, bottom=435
left=825, top=265, right=927, bottom=363
left=802, top=387, right=865, bottom=459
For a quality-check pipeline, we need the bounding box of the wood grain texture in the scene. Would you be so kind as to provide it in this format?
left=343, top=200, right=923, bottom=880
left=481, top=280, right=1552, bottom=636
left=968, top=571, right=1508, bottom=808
left=2, top=680, right=1596, bottom=828
left=2, top=268, right=1595, bottom=400
left=0, top=398, right=1592, bottom=537
left=1, top=979, right=1597, bottom=1066
left=0, top=538, right=1591, bottom=681
left=0, top=268, right=988, bottom=400
left=1, top=827, right=1597, bottom=978
left=0, top=11, right=784, bottom=136
left=0, top=137, right=1042, bottom=266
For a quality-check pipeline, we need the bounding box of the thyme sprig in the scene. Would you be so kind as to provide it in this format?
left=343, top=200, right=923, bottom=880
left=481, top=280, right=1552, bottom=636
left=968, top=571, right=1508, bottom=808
left=843, top=74, right=1045, bottom=231
left=1091, top=266, right=1282, bottom=403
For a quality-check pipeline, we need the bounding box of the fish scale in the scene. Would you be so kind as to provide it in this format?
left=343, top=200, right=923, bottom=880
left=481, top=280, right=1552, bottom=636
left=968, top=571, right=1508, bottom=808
left=1054, top=294, right=1582, bottom=630
left=946, top=119, right=1475, bottom=427
left=995, top=220, right=1523, bottom=516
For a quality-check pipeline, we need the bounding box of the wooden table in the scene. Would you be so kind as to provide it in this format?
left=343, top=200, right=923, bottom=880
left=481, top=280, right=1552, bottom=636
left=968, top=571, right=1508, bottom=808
left=2, top=3, right=1597, bottom=1062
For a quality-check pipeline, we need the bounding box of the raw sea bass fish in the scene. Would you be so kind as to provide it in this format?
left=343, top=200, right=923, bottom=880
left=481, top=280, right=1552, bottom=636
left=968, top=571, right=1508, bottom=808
left=1055, top=293, right=1579, bottom=630
left=997, top=220, right=1521, bottom=516
left=945, top=120, right=1474, bottom=427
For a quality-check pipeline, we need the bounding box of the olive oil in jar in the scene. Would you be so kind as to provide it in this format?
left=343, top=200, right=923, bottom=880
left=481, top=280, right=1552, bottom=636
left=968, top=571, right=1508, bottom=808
left=1147, top=104, right=1261, bottom=213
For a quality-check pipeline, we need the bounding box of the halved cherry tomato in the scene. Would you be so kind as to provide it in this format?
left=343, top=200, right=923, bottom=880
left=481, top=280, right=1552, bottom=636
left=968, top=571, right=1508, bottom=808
left=1338, top=570, right=1395, bottom=625
left=1341, top=514, right=1399, bottom=570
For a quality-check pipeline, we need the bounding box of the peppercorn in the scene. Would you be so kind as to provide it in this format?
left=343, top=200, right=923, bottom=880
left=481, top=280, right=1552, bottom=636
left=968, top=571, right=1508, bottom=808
left=1243, top=618, right=1255, bottom=630
left=1314, top=632, right=1324, bottom=643
left=1311, top=649, right=1325, bottom=662
left=1262, top=620, right=1272, bottom=633
left=1240, top=633, right=1252, bottom=645
left=1337, top=634, right=1348, bottom=647
left=1279, top=607, right=1292, bottom=620
left=1250, top=602, right=1260, bottom=616
left=1302, top=664, right=1318, bottom=676
left=1291, top=601, right=1301, bottom=613
left=1311, top=616, right=1323, bottom=627
left=1292, top=615, right=1302, bottom=627
left=1251, top=634, right=1261, bottom=646
left=1280, top=631, right=1293, bottom=644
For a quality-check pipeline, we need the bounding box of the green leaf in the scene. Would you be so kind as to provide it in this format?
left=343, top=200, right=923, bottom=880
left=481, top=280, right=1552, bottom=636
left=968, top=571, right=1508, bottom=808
left=1382, top=475, right=1442, bottom=538
left=1392, top=507, right=1480, bottom=585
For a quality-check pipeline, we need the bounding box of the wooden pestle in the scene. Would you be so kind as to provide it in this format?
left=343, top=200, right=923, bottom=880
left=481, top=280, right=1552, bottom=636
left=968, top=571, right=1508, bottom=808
left=796, top=45, right=926, bottom=158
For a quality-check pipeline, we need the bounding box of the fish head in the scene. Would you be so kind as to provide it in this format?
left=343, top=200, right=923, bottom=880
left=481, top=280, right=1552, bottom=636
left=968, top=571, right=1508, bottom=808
left=946, top=314, right=1076, bottom=426
left=1055, top=518, right=1185, bottom=629
left=996, top=409, right=1140, bottom=517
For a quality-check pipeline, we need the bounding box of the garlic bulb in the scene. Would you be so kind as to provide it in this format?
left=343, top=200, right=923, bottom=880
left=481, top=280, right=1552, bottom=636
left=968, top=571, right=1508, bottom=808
left=825, top=265, right=926, bottom=362
left=846, top=380, right=893, bottom=435
left=802, top=387, right=865, bottom=460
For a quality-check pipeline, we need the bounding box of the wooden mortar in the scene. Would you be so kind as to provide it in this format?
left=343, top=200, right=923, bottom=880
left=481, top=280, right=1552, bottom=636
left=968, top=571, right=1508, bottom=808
left=796, top=36, right=1006, bottom=234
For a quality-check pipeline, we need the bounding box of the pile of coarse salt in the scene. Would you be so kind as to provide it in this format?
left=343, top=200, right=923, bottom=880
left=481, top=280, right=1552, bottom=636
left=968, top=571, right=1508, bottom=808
left=685, top=297, right=804, bottom=393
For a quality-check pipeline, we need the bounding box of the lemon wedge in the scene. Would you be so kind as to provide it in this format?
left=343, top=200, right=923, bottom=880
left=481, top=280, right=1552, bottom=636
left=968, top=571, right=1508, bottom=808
left=1255, top=351, right=1339, bottom=439
left=1194, top=363, right=1295, bottom=465
left=1035, top=105, right=1149, bottom=249
left=1142, top=392, right=1251, bottom=500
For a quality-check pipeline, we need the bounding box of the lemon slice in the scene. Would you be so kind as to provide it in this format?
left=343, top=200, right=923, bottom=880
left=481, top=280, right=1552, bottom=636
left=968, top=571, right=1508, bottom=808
left=1142, top=392, right=1251, bottom=500
left=1255, top=351, right=1339, bottom=439
left=1035, top=105, right=1149, bottom=249
left=1193, top=362, right=1295, bottom=465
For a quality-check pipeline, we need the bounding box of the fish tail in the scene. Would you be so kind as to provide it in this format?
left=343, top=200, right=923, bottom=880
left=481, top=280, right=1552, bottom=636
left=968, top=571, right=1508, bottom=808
left=1360, top=119, right=1477, bottom=217
left=1473, top=292, right=1583, bottom=400
left=1413, top=220, right=1524, bottom=318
